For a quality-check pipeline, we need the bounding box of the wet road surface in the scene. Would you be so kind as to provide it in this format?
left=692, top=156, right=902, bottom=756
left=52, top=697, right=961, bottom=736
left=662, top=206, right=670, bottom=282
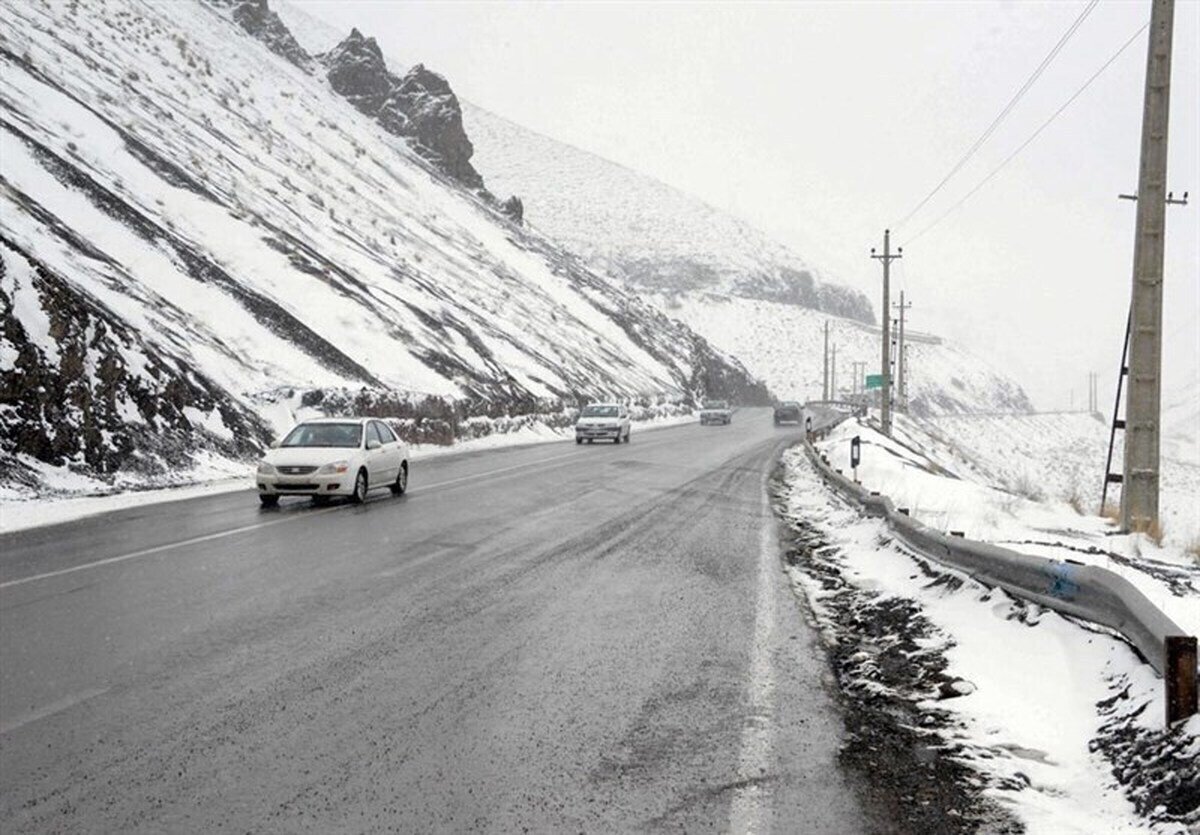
left=0, top=409, right=870, bottom=833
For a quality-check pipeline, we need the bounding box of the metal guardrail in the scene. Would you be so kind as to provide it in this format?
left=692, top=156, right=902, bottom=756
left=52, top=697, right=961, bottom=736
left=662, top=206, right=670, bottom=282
left=800, top=415, right=1197, bottom=726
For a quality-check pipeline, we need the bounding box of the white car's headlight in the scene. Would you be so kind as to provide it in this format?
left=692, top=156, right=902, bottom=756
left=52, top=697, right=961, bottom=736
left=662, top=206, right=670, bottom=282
left=317, top=461, right=350, bottom=475
left=257, top=461, right=276, bottom=475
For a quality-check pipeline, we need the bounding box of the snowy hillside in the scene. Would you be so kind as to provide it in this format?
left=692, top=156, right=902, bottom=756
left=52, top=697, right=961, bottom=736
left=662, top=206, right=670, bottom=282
left=923, top=411, right=1200, bottom=547
left=464, top=105, right=874, bottom=322
left=0, top=0, right=765, bottom=497
left=272, top=0, right=1037, bottom=422
left=272, top=0, right=872, bottom=323
left=664, top=294, right=1033, bottom=415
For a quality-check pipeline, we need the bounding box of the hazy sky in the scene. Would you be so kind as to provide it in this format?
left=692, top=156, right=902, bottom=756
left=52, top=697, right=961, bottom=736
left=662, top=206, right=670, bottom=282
left=294, top=0, right=1198, bottom=411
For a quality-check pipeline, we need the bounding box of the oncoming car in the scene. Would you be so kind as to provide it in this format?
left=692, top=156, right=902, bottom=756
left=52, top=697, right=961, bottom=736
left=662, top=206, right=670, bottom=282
left=575, top=403, right=631, bottom=444
left=256, top=417, right=409, bottom=507
left=699, top=399, right=733, bottom=425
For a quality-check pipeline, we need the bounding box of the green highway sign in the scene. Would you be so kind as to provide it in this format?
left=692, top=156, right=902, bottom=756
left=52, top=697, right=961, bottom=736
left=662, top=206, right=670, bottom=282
left=865, top=374, right=885, bottom=390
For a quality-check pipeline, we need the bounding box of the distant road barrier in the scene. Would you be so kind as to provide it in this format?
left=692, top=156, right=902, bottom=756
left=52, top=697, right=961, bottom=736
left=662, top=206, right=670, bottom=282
left=799, top=411, right=1197, bottom=726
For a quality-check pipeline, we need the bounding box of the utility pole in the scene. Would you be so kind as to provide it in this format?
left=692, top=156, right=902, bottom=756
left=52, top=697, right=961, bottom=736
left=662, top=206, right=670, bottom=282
left=893, top=292, right=912, bottom=413
left=823, top=321, right=830, bottom=402
left=1121, top=0, right=1176, bottom=534
left=871, top=230, right=901, bottom=436
left=831, top=343, right=838, bottom=401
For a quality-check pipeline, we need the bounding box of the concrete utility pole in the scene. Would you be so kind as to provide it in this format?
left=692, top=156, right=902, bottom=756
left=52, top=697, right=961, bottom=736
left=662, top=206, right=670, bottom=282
left=831, top=343, right=838, bottom=401
left=893, top=292, right=912, bottom=413
left=1121, top=0, right=1176, bottom=533
left=871, top=230, right=902, bottom=436
left=822, top=321, right=830, bottom=401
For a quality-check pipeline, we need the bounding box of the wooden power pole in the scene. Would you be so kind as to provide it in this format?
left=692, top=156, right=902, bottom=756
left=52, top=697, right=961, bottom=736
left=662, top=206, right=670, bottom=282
left=1122, top=0, right=1176, bottom=533
left=871, top=230, right=901, bottom=436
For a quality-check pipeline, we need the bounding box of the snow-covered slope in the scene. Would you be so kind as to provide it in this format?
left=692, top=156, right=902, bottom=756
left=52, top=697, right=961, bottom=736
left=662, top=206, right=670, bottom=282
left=0, top=0, right=765, bottom=495
left=273, top=0, right=1035, bottom=421
left=922, top=411, right=1200, bottom=547
left=664, top=294, right=1033, bottom=416
left=464, top=105, right=875, bottom=322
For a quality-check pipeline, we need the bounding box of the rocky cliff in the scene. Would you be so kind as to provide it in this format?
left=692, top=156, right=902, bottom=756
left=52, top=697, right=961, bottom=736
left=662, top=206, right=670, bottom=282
left=323, top=29, right=483, bottom=190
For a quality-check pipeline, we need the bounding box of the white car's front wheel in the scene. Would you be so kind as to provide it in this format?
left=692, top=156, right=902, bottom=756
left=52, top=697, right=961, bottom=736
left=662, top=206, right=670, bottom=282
left=391, top=462, right=408, bottom=496
left=351, top=469, right=369, bottom=504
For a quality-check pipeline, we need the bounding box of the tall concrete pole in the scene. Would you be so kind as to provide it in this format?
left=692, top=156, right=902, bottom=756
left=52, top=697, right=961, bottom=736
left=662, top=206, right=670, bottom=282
left=823, top=321, right=830, bottom=401
left=831, top=343, right=838, bottom=401
left=871, top=230, right=901, bottom=436
left=893, top=292, right=912, bottom=413
left=1122, top=0, right=1176, bottom=533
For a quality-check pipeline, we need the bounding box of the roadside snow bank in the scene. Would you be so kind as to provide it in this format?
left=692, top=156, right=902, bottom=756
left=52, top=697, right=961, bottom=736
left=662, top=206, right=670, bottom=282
left=813, top=414, right=1199, bottom=639
left=777, top=447, right=1194, bottom=833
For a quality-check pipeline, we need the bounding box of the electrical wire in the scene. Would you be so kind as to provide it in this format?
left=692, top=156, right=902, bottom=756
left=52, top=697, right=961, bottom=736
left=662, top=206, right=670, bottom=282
left=893, top=0, right=1099, bottom=231
left=906, top=20, right=1150, bottom=247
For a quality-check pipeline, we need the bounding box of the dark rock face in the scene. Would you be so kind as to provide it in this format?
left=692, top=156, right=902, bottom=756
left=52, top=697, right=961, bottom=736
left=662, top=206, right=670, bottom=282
left=501, top=195, right=524, bottom=225
left=324, top=28, right=393, bottom=115
left=324, top=35, right=485, bottom=190
left=385, top=65, right=482, bottom=189
left=207, top=0, right=311, bottom=69
left=1, top=238, right=269, bottom=482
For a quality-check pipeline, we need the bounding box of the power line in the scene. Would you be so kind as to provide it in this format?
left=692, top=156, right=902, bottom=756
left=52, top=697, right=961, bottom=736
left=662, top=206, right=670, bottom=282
left=893, top=0, right=1099, bottom=231
left=907, top=20, right=1150, bottom=246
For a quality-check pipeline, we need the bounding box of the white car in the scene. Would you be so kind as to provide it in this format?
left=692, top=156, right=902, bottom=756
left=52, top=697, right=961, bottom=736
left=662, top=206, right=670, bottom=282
left=256, top=417, right=409, bottom=507
left=575, top=403, right=631, bottom=444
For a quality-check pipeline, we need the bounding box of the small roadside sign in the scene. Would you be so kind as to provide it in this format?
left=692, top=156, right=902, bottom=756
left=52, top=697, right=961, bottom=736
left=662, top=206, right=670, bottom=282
left=850, top=435, right=861, bottom=483
left=865, top=374, right=885, bottom=390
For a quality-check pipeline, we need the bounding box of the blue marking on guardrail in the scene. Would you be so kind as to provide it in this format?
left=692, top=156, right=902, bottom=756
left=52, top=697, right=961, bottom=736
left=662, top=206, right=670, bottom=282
left=1047, top=563, right=1080, bottom=600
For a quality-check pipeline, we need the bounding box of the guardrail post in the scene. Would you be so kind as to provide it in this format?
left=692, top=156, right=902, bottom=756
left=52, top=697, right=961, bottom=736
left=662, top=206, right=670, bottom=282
left=1166, top=635, right=1198, bottom=724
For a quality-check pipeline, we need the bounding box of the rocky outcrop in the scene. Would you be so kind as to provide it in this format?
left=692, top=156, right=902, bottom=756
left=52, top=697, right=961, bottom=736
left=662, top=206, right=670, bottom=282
left=208, top=0, right=311, bottom=69
left=324, top=27, right=392, bottom=115
left=325, top=31, right=484, bottom=190
left=500, top=195, right=524, bottom=225
left=384, top=64, right=481, bottom=189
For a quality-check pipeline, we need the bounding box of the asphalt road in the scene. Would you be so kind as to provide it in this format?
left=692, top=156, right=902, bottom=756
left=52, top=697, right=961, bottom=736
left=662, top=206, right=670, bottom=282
left=0, top=409, right=870, bottom=833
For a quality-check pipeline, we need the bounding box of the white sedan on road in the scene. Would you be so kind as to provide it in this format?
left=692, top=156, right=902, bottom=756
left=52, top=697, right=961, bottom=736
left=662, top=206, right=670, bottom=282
left=575, top=403, right=631, bottom=444
left=256, top=417, right=409, bottom=507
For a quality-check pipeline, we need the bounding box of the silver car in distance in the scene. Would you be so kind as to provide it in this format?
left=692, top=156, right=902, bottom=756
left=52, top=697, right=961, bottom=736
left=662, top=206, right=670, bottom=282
left=256, top=417, right=410, bottom=507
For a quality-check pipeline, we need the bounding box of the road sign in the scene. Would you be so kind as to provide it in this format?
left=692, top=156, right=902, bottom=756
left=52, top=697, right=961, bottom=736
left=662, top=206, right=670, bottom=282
left=865, top=374, right=885, bottom=390
left=850, top=435, right=861, bottom=468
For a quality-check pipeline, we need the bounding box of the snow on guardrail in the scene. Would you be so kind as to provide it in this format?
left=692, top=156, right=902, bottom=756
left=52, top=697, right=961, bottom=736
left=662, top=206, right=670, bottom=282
left=801, top=409, right=1198, bottom=727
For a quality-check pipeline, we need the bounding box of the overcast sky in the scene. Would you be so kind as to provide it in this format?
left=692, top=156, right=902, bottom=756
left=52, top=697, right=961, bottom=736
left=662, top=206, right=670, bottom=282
left=293, top=0, right=1198, bottom=411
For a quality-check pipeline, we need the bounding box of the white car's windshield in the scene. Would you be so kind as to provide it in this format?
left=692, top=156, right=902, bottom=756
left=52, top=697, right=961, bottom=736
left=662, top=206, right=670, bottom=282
left=281, top=423, right=362, bottom=448
left=702, top=401, right=728, bottom=409
left=582, top=406, right=619, bottom=417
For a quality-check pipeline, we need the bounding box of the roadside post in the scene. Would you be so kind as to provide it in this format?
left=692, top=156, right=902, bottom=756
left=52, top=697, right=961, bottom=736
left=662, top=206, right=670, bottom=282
left=805, top=416, right=812, bottom=442
left=850, top=435, right=861, bottom=483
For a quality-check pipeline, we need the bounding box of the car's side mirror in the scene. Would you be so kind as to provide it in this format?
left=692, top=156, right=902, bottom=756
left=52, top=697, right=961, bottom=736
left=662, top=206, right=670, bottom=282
left=367, top=439, right=382, bottom=450
left=269, top=439, right=281, bottom=449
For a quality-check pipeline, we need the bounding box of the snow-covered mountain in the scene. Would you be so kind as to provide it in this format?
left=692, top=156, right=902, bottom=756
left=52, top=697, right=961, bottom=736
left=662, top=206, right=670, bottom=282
left=661, top=294, right=1032, bottom=415
left=0, top=0, right=767, bottom=495
left=270, top=0, right=1036, bottom=419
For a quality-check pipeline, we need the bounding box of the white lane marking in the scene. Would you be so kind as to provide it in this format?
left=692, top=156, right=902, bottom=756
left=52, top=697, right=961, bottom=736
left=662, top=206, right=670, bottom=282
left=0, top=506, right=346, bottom=590
left=0, top=686, right=110, bottom=735
left=728, top=470, right=779, bottom=835
left=0, top=441, right=665, bottom=592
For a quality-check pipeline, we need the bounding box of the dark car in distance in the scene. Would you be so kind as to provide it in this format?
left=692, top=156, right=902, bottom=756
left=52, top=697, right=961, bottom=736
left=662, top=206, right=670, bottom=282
left=773, top=401, right=803, bottom=425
